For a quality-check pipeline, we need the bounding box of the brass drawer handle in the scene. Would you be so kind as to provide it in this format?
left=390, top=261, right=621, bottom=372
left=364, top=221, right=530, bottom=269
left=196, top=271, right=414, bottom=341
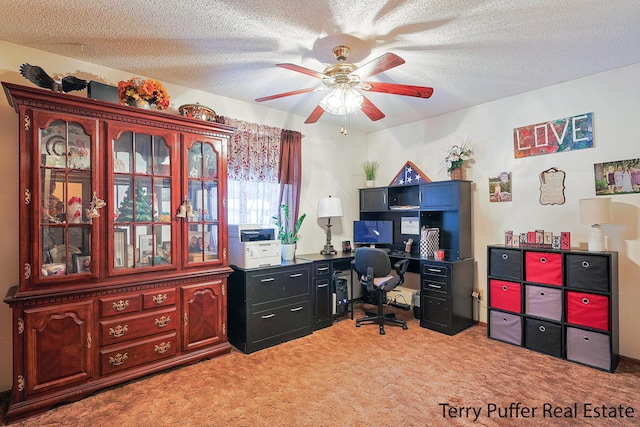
left=153, top=293, right=167, bottom=304
left=109, top=325, right=128, bottom=338
left=112, top=300, right=129, bottom=312
left=154, top=342, right=171, bottom=354
left=109, top=353, right=128, bottom=366
left=155, top=316, right=171, bottom=328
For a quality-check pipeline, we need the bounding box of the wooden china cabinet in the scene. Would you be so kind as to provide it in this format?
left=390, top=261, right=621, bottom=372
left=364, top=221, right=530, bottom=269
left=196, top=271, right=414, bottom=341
left=2, top=82, right=235, bottom=422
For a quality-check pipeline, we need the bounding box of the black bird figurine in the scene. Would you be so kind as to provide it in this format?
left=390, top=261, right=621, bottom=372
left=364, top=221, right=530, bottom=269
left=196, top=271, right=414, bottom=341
left=19, top=63, right=88, bottom=93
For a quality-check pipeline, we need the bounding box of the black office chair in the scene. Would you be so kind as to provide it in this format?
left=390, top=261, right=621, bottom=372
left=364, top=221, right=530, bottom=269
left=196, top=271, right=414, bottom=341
left=354, top=247, right=409, bottom=335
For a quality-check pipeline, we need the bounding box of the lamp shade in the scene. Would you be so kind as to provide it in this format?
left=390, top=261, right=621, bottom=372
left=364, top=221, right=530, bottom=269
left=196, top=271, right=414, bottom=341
left=317, top=196, right=344, bottom=218
left=319, top=85, right=363, bottom=115
left=579, top=197, right=613, bottom=225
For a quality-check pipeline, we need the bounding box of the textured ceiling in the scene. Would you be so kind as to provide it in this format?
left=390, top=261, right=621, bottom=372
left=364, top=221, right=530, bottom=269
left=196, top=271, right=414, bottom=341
left=1, top=0, right=640, bottom=133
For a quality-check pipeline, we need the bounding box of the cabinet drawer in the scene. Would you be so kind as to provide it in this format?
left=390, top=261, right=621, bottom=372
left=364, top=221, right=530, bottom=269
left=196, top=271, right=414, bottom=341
left=566, top=291, right=609, bottom=331
left=566, top=254, right=610, bottom=292
left=142, top=289, right=177, bottom=309
left=249, top=301, right=310, bottom=343
left=99, top=294, right=142, bottom=317
left=421, top=295, right=449, bottom=327
left=525, top=285, right=562, bottom=321
left=489, top=279, right=521, bottom=313
left=422, top=263, right=449, bottom=278
left=248, top=268, right=310, bottom=305
left=314, top=262, right=331, bottom=277
left=524, top=318, right=562, bottom=357
left=525, top=251, right=562, bottom=286
left=489, top=310, right=521, bottom=345
left=489, top=248, right=522, bottom=281
left=422, top=279, right=449, bottom=295
left=100, top=307, right=177, bottom=346
left=100, top=333, right=177, bottom=375
left=566, top=327, right=611, bottom=370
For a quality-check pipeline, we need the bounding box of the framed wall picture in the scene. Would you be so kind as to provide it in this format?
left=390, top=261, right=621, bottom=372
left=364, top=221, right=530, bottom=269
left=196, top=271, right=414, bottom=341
left=593, top=158, right=640, bottom=195
left=489, top=171, right=512, bottom=202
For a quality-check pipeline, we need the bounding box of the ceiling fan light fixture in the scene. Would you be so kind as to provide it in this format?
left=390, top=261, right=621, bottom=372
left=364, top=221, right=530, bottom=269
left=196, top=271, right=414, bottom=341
left=319, top=84, right=363, bottom=115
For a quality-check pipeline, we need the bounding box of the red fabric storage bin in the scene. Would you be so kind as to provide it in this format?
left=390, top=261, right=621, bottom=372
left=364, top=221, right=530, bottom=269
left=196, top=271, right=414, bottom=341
left=525, top=251, right=562, bottom=286
left=566, top=291, right=609, bottom=331
left=489, top=279, right=521, bottom=313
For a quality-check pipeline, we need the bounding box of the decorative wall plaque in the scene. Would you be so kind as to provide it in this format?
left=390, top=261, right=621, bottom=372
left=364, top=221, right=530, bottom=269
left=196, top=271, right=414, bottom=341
left=539, top=167, right=565, bottom=205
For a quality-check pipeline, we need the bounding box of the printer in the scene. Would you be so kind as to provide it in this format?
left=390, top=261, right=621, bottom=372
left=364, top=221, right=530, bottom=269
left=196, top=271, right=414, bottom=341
left=228, top=224, right=281, bottom=268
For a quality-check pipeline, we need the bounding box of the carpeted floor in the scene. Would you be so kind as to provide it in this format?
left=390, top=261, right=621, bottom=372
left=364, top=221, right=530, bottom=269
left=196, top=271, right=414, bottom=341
left=3, top=303, right=639, bottom=426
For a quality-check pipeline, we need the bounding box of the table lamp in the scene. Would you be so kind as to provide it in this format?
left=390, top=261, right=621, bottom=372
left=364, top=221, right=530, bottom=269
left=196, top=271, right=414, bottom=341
left=579, top=197, right=612, bottom=252
left=317, top=196, right=344, bottom=255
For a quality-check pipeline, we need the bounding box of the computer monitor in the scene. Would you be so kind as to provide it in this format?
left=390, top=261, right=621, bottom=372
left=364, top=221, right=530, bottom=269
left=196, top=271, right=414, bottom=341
left=353, top=220, right=393, bottom=245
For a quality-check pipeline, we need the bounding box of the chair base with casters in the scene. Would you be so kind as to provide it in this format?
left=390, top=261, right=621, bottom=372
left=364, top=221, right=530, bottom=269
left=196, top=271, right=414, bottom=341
left=354, top=248, right=409, bottom=335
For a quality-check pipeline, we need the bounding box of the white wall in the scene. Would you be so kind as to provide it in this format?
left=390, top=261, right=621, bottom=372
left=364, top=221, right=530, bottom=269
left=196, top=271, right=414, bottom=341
left=0, top=40, right=366, bottom=392
left=368, top=62, right=640, bottom=360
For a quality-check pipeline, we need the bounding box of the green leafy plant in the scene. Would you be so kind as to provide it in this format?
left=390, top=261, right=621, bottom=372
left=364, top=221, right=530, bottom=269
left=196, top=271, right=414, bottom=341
left=362, top=161, right=379, bottom=180
left=272, top=204, right=306, bottom=244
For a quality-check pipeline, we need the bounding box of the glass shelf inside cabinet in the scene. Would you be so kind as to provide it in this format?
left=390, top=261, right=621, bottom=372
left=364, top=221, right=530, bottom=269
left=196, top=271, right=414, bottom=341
left=112, top=131, right=173, bottom=270
left=186, top=141, right=219, bottom=264
left=39, top=120, right=94, bottom=279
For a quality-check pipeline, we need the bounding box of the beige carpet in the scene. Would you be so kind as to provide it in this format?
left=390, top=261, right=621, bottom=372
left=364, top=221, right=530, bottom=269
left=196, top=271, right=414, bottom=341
left=3, top=304, right=639, bottom=426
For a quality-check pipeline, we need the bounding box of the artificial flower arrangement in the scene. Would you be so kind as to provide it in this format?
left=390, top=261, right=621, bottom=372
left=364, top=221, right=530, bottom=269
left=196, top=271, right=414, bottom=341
left=118, top=77, right=170, bottom=110
left=444, top=143, right=473, bottom=172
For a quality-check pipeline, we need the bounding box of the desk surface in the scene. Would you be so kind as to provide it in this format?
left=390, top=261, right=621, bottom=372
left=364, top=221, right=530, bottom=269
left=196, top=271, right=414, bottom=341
left=298, top=252, right=354, bottom=263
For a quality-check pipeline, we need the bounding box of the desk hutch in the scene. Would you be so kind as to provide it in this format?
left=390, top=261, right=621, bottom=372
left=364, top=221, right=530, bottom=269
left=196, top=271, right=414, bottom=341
left=359, top=180, right=475, bottom=335
left=2, top=82, right=235, bottom=422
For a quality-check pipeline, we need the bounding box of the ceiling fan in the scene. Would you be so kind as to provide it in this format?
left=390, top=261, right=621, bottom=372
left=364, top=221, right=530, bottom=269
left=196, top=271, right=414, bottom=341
left=255, top=46, right=434, bottom=125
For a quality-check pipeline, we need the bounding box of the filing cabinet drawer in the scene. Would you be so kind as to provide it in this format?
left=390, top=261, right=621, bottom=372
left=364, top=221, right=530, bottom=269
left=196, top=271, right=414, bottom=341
left=566, top=254, right=609, bottom=292
left=100, top=293, right=142, bottom=317
left=100, top=307, right=177, bottom=346
left=422, top=263, right=450, bottom=280
left=100, top=333, right=177, bottom=375
left=249, top=300, right=310, bottom=343
left=489, top=279, right=521, bottom=313
left=489, top=310, right=522, bottom=345
left=489, top=248, right=522, bottom=281
left=525, top=285, right=562, bottom=321
left=421, top=295, right=449, bottom=327
left=524, top=318, right=562, bottom=357
left=566, top=291, right=609, bottom=331
left=525, top=251, right=562, bottom=286
left=422, top=279, right=449, bottom=295
left=314, top=262, right=331, bottom=277
left=566, top=327, right=611, bottom=370
left=248, top=267, right=310, bottom=305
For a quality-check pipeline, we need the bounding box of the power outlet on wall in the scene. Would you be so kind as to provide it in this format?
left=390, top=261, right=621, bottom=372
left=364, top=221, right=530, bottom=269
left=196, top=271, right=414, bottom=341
left=472, top=289, right=483, bottom=301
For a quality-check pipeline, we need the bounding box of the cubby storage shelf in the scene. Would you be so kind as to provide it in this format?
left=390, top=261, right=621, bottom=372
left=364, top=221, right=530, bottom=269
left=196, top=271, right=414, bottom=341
left=487, top=245, right=619, bottom=372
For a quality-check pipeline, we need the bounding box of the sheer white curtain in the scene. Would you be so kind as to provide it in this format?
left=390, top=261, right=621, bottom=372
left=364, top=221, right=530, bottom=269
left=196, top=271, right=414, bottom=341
left=224, top=118, right=281, bottom=227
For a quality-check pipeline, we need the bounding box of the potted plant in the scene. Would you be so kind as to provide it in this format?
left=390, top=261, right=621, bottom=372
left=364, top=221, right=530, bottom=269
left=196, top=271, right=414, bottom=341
left=444, top=143, right=473, bottom=180
left=272, top=204, right=306, bottom=261
left=362, top=160, right=379, bottom=187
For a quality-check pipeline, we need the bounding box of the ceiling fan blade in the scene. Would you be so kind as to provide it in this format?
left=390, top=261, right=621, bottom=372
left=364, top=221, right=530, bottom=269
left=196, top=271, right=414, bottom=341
left=359, top=82, right=434, bottom=98
left=352, top=52, right=405, bottom=80
left=360, top=97, right=385, bottom=121
left=276, top=63, right=325, bottom=80
left=255, top=87, right=319, bottom=102
left=304, top=105, right=325, bottom=124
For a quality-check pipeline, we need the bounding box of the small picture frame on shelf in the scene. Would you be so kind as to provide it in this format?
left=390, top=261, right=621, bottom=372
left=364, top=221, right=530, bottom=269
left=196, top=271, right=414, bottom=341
left=73, top=253, right=91, bottom=273
left=114, top=228, right=127, bottom=268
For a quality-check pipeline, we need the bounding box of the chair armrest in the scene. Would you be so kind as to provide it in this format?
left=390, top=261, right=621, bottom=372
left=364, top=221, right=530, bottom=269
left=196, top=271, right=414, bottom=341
left=393, top=258, right=409, bottom=276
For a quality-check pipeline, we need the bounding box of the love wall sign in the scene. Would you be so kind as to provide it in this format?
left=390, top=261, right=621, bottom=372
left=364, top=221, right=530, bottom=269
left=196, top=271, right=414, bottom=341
left=513, top=112, right=593, bottom=159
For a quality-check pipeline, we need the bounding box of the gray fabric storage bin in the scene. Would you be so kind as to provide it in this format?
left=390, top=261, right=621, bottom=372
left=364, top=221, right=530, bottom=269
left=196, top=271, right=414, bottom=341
left=489, top=310, right=521, bottom=345
left=525, top=285, right=562, bottom=321
left=565, top=254, right=609, bottom=293
left=566, top=327, right=611, bottom=370
left=489, top=248, right=522, bottom=281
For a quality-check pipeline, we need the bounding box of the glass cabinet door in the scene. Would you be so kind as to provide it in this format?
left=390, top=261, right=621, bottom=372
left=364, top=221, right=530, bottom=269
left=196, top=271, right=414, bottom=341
left=110, top=125, right=176, bottom=274
left=184, top=138, right=222, bottom=265
left=36, top=114, right=97, bottom=283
